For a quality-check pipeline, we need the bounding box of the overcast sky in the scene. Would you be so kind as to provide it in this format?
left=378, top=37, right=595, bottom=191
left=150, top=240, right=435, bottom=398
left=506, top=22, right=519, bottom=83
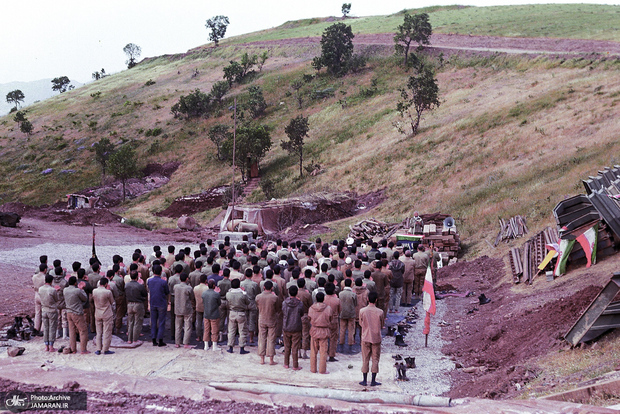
left=1, top=0, right=617, bottom=84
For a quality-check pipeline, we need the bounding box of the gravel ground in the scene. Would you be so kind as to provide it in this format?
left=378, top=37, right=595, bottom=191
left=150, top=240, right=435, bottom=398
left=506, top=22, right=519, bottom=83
left=382, top=299, right=453, bottom=396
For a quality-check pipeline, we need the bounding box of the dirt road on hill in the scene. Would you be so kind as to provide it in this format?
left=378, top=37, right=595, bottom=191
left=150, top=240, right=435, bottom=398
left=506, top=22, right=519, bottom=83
left=236, top=33, right=620, bottom=57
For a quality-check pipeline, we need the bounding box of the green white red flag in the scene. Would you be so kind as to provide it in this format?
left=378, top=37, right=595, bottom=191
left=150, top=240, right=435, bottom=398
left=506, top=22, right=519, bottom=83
left=554, top=238, right=575, bottom=277
left=575, top=223, right=598, bottom=268
left=422, top=264, right=436, bottom=335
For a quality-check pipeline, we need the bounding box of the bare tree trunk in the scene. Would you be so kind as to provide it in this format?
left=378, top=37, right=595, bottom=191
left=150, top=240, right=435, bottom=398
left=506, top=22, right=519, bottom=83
left=122, top=179, right=126, bottom=201
left=299, top=152, right=303, bottom=177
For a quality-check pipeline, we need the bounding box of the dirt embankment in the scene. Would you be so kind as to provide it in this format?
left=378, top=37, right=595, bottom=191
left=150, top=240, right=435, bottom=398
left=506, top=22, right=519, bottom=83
left=438, top=256, right=603, bottom=399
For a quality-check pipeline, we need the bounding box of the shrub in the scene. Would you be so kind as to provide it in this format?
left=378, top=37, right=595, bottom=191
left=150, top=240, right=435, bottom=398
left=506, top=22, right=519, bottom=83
left=124, top=218, right=153, bottom=231
left=145, top=128, right=163, bottom=137
left=145, top=79, right=156, bottom=86
left=170, top=89, right=212, bottom=119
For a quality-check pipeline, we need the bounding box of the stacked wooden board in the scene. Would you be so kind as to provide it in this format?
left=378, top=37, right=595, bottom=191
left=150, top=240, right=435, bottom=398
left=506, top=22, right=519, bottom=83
left=494, top=215, right=528, bottom=246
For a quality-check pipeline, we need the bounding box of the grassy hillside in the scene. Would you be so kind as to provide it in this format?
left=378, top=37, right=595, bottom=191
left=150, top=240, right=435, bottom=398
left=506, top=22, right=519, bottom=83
left=1, top=4, right=619, bottom=259
left=231, top=4, right=620, bottom=44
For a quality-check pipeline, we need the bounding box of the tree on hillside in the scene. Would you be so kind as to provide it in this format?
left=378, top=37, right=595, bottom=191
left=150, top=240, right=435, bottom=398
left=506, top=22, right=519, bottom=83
left=397, top=62, right=440, bottom=136
left=92, top=68, right=108, bottom=80
left=282, top=115, right=310, bottom=177
left=51, top=76, right=71, bottom=93
left=221, top=122, right=272, bottom=182
left=342, top=3, right=352, bottom=19
left=211, top=81, right=230, bottom=104
left=223, top=61, right=244, bottom=86
left=20, top=119, right=33, bottom=136
left=312, top=23, right=355, bottom=77
left=92, top=137, right=115, bottom=182
left=13, top=111, right=27, bottom=129
left=108, top=144, right=140, bottom=201
left=240, top=52, right=258, bottom=78
left=291, top=79, right=304, bottom=109
left=205, top=15, right=229, bottom=47
left=170, top=89, right=212, bottom=119
left=258, top=50, right=269, bottom=71
left=123, top=43, right=142, bottom=69
left=394, top=13, right=432, bottom=67
left=208, top=124, right=229, bottom=160
left=245, top=85, right=267, bottom=118
left=6, top=89, right=25, bottom=110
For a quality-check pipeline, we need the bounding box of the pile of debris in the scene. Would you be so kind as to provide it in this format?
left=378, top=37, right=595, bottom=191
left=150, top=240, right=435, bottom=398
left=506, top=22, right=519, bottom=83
left=494, top=215, right=528, bottom=246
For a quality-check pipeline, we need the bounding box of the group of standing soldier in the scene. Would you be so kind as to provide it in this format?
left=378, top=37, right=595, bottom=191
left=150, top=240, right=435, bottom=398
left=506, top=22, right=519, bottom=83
left=32, top=237, right=440, bottom=385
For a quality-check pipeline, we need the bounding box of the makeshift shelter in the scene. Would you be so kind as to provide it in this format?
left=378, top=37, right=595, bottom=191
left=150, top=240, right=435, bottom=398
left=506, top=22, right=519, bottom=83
left=66, top=194, right=98, bottom=209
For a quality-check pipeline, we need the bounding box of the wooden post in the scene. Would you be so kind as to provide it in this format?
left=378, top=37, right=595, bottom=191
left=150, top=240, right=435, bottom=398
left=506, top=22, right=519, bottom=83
left=231, top=97, right=237, bottom=207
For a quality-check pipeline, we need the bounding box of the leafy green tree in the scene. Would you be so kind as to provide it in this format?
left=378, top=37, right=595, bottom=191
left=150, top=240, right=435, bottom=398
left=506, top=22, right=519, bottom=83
left=92, top=137, right=115, bottom=181
left=312, top=23, right=355, bottom=77
left=6, top=89, right=25, bottom=110
left=258, top=50, right=269, bottom=71
left=51, top=76, right=70, bottom=93
left=108, top=144, right=140, bottom=201
left=221, top=122, right=271, bottom=181
left=342, top=3, right=351, bottom=19
left=13, top=111, right=27, bottom=129
left=211, top=81, right=230, bottom=104
left=20, top=120, right=33, bottom=136
left=397, top=62, right=440, bottom=136
left=240, top=52, right=258, bottom=77
left=205, top=15, right=229, bottom=47
left=394, top=13, right=432, bottom=67
left=208, top=124, right=229, bottom=160
left=245, top=86, right=267, bottom=118
left=282, top=115, right=310, bottom=177
left=170, top=89, right=212, bottom=119
left=223, top=61, right=244, bottom=86
left=123, top=43, right=142, bottom=69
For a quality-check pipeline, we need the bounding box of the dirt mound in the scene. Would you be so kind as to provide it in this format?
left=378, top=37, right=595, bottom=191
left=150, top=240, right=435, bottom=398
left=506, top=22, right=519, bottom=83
left=439, top=256, right=601, bottom=400
left=142, top=162, right=181, bottom=177
left=157, top=186, right=227, bottom=218
left=29, top=205, right=122, bottom=226
left=0, top=202, right=36, bottom=216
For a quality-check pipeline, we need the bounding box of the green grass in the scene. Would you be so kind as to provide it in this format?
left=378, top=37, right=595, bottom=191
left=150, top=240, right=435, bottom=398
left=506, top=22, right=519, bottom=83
left=227, top=4, right=620, bottom=44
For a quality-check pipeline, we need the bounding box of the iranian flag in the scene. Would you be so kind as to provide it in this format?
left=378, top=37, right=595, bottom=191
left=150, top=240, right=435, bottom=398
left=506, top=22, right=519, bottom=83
left=576, top=223, right=598, bottom=268
left=422, top=264, right=436, bottom=335
left=554, top=238, right=575, bottom=277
